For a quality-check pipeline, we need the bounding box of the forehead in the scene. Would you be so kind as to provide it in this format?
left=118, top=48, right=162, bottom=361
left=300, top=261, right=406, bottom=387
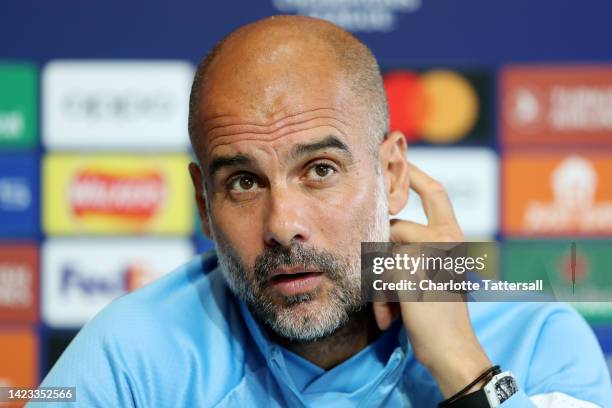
left=204, top=108, right=352, bottom=157
left=196, top=37, right=366, bottom=159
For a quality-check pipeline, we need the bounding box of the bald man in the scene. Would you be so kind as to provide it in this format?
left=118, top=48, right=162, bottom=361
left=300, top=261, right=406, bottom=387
left=38, top=16, right=610, bottom=407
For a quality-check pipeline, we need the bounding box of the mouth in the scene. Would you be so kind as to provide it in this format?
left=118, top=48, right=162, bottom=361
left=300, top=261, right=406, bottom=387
left=269, top=267, right=325, bottom=297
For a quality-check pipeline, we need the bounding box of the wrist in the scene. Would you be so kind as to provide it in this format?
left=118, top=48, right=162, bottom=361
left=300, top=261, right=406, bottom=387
left=424, top=348, right=491, bottom=398
left=439, top=370, right=520, bottom=408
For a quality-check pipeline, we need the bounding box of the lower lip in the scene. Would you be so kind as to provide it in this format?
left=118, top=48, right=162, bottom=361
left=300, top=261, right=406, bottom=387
left=270, top=272, right=324, bottom=296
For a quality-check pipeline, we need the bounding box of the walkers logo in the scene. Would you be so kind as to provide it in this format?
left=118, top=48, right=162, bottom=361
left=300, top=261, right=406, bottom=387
left=70, top=169, right=165, bottom=221
left=383, top=69, right=490, bottom=145
left=503, top=240, right=612, bottom=324
left=0, top=330, right=38, bottom=390
left=502, top=65, right=612, bottom=145
left=0, top=63, right=37, bottom=149
left=397, top=147, right=498, bottom=238
left=503, top=153, right=612, bottom=235
left=42, top=238, right=194, bottom=328
left=0, top=244, right=38, bottom=323
left=43, top=154, right=192, bottom=234
left=42, top=60, right=193, bottom=151
left=0, top=154, right=38, bottom=236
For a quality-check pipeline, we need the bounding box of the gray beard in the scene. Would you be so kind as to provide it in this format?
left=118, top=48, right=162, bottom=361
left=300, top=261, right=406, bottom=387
left=216, top=240, right=363, bottom=341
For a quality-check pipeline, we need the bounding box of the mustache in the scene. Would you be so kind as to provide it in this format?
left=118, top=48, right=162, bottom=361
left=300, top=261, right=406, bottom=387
left=253, top=244, right=347, bottom=288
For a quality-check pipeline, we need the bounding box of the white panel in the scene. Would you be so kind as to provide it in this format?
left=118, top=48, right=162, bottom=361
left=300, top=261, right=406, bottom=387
left=395, top=147, right=499, bottom=238
left=43, top=60, right=194, bottom=151
left=42, top=238, right=194, bottom=328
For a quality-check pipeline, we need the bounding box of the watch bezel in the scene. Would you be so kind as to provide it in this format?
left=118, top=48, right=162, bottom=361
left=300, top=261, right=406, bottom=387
left=483, top=371, right=518, bottom=407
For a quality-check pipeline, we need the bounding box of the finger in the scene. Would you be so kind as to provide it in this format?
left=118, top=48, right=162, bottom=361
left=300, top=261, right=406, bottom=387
left=372, top=301, right=400, bottom=331
left=390, top=218, right=436, bottom=243
left=407, top=162, right=458, bottom=227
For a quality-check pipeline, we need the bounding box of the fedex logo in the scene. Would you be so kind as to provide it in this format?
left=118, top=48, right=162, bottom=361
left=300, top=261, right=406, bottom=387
left=60, top=264, right=153, bottom=296
left=42, top=238, right=194, bottom=328
left=60, top=265, right=125, bottom=296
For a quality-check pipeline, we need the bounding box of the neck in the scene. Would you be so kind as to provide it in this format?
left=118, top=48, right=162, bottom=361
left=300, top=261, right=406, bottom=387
left=269, top=305, right=381, bottom=370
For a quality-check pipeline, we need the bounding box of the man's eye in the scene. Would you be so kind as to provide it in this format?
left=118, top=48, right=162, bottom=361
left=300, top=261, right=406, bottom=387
left=307, top=163, right=336, bottom=180
left=228, top=174, right=258, bottom=192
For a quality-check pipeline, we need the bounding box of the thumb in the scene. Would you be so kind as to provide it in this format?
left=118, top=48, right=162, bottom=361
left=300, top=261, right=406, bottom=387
left=373, top=301, right=401, bottom=331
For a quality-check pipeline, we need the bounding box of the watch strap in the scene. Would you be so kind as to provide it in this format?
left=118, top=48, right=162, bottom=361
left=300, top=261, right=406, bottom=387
left=443, top=389, right=491, bottom=408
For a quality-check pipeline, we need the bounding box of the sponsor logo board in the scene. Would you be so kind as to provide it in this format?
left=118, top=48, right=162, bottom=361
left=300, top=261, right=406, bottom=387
left=0, top=244, right=38, bottom=323
left=0, top=154, right=38, bottom=236
left=0, top=330, right=38, bottom=389
left=0, top=63, right=37, bottom=149
left=383, top=69, right=491, bottom=145
left=503, top=152, right=612, bottom=235
left=271, top=0, right=422, bottom=32
left=42, top=238, right=194, bottom=328
left=43, top=61, right=193, bottom=151
left=503, top=240, right=612, bottom=324
left=396, top=147, right=498, bottom=238
left=43, top=154, right=193, bottom=234
left=502, top=65, right=612, bottom=145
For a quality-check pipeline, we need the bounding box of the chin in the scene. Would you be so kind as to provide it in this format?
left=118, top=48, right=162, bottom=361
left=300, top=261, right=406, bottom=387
left=270, top=305, right=346, bottom=342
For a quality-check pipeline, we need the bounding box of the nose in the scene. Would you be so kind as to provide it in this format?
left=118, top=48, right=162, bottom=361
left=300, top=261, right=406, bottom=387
left=263, top=185, right=311, bottom=248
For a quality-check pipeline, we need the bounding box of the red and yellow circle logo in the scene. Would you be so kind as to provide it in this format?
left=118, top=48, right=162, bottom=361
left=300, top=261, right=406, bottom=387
left=384, top=69, right=479, bottom=144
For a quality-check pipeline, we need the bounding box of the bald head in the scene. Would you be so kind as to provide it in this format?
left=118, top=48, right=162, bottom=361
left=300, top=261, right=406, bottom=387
left=188, top=15, right=389, bottom=159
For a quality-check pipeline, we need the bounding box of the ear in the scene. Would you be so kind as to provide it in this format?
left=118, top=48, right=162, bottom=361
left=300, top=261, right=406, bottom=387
left=378, top=131, right=409, bottom=215
left=188, top=162, right=212, bottom=238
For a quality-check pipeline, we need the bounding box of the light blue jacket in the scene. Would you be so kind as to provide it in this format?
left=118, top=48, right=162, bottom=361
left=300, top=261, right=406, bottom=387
left=37, top=251, right=612, bottom=407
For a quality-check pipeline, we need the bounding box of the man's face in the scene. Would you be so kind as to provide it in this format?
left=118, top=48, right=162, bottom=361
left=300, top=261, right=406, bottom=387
left=193, top=36, right=390, bottom=341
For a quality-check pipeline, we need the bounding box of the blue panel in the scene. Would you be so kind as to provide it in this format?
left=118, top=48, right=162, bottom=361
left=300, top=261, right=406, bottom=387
left=0, top=153, right=38, bottom=236
left=1, top=1, right=612, bottom=63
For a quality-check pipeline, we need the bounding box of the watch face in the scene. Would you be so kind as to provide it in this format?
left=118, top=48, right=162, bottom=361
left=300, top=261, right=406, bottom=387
left=495, top=376, right=518, bottom=402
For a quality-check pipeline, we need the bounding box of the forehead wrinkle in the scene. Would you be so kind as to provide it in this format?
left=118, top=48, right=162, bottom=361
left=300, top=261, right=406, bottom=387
left=207, top=123, right=350, bottom=154
left=202, top=107, right=347, bottom=130
left=206, top=115, right=347, bottom=138
left=202, top=108, right=350, bottom=140
left=207, top=116, right=348, bottom=142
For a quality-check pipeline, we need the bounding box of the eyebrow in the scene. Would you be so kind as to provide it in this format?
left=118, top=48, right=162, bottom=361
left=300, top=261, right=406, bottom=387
left=208, top=154, right=254, bottom=179
left=290, top=135, right=353, bottom=162
left=207, top=135, right=353, bottom=179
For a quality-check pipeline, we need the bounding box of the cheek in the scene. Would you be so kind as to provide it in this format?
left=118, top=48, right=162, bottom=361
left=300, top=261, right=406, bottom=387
left=311, top=177, right=379, bottom=242
left=210, top=200, right=264, bottom=267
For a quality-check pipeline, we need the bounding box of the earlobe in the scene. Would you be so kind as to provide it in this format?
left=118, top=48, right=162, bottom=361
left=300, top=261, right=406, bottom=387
left=188, top=162, right=212, bottom=238
left=379, top=131, right=410, bottom=215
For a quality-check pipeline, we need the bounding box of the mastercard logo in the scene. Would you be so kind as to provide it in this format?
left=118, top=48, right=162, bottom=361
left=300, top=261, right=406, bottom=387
left=384, top=70, right=479, bottom=143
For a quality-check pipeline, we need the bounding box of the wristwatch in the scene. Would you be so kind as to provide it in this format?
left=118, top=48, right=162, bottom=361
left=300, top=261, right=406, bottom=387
left=482, top=371, right=519, bottom=406
left=444, top=371, right=519, bottom=407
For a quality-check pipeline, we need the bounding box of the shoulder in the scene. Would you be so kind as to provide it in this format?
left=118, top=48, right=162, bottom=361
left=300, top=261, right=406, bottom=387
left=468, top=301, right=596, bottom=352
left=42, top=251, right=257, bottom=407
left=469, top=301, right=612, bottom=405
left=97, top=251, right=232, bottom=327
left=85, top=250, right=252, bottom=374
left=468, top=301, right=599, bottom=367
left=90, top=251, right=237, bottom=339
